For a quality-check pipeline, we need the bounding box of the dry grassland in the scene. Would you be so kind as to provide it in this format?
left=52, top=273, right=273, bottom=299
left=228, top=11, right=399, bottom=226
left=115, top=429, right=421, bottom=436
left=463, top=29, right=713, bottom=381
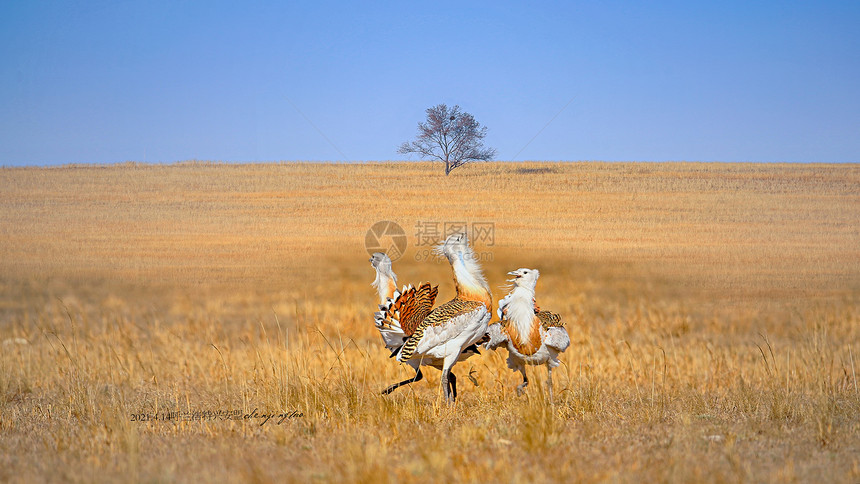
left=0, top=161, right=858, bottom=483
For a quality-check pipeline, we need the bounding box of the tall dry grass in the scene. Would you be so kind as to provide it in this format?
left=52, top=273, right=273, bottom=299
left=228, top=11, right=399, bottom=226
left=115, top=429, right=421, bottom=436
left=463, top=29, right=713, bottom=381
left=0, top=161, right=858, bottom=483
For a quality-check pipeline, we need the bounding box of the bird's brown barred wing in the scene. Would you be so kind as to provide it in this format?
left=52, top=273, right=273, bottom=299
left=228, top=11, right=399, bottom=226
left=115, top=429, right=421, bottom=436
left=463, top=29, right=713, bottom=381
left=398, top=298, right=485, bottom=361
left=375, top=282, right=438, bottom=337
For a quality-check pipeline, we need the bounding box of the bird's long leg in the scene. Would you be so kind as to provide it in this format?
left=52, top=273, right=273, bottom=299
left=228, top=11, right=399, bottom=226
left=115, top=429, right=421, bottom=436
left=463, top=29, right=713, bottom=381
left=516, top=367, right=529, bottom=396
left=547, top=365, right=554, bottom=405
left=381, top=368, right=423, bottom=395
left=441, top=369, right=452, bottom=403
left=440, top=353, right=460, bottom=405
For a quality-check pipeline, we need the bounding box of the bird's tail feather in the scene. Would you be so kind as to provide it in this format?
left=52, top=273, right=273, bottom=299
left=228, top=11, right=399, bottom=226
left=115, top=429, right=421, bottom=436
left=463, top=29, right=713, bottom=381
left=375, top=282, right=438, bottom=337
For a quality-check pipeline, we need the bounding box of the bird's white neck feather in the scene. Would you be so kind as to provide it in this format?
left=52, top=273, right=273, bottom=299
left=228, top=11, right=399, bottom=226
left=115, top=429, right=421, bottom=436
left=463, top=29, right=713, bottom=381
left=506, top=285, right=536, bottom=343
left=372, top=266, right=397, bottom=304
left=451, top=251, right=490, bottom=298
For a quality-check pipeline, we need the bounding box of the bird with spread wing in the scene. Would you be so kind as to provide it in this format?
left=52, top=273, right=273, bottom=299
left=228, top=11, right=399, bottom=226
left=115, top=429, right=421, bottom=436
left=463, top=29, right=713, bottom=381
left=369, top=248, right=483, bottom=399
left=375, top=233, right=492, bottom=403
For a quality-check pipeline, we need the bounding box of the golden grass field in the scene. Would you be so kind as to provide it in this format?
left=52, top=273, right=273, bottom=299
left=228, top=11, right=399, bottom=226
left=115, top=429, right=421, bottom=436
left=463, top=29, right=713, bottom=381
left=0, top=161, right=858, bottom=483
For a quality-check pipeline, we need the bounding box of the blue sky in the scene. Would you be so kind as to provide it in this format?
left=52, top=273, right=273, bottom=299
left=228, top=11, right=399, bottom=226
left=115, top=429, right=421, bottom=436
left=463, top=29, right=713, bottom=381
left=1, top=1, right=858, bottom=165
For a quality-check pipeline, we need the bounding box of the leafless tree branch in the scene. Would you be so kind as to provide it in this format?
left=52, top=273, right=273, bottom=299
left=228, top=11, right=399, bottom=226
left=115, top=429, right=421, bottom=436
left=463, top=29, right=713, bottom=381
left=397, top=104, right=496, bottom=175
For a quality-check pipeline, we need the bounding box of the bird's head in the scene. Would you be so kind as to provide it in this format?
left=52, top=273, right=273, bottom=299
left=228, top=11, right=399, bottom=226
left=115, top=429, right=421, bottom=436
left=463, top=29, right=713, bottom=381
left=369, top=252, right=392, bottom=272
left=434, top=232, right=472, bottom=262
left=506, top=268, right=540, bottom=291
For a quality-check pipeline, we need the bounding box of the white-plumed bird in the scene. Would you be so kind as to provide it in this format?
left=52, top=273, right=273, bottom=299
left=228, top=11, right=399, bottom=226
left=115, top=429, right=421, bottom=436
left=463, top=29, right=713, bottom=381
left=485, top=268, right=569, bottom=403
left=370, top=251, right=481, bottom=397
left=382, top=233, right=492, bottom=403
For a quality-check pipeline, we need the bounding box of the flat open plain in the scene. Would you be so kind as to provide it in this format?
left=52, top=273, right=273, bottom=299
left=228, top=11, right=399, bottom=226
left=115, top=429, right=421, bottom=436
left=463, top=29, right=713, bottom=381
left=0, top=161, right=858, bottom=483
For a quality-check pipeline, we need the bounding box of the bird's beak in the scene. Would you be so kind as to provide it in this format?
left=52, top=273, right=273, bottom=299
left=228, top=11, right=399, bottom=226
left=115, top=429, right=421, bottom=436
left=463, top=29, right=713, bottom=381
left=507, top=271, right=521, bottom=278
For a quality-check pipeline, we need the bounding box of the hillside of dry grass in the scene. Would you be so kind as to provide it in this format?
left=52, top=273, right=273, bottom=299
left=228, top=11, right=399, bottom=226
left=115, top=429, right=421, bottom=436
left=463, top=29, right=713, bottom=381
left=0, top=161, right=858, bottom=483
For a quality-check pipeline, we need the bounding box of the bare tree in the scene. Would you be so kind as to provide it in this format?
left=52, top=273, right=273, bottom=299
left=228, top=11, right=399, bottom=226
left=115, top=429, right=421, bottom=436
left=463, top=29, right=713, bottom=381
left=398, top=104, right=496, bottom=175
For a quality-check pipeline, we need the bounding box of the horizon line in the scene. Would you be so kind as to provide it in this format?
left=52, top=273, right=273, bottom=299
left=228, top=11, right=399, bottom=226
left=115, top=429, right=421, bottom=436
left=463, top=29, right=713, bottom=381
left=2, top=159, right=858, bottom=169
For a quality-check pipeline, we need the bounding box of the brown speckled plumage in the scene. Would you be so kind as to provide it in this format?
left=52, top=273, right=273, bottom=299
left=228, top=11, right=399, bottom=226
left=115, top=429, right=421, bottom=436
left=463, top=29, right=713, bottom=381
left=536, top=310, right=564, bottom=329
left=398, top=298, right=485, bottom=361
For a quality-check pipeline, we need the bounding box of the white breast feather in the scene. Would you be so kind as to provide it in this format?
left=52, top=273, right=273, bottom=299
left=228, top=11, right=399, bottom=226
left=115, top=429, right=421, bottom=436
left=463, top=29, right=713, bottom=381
left=497, top=293, right=514, bottom=320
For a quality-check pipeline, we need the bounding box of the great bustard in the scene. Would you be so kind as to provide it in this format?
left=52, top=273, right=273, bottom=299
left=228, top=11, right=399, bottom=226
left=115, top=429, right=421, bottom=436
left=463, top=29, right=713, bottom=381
left=370, top=251, right=481, bottom=397
left=485, top=268, right=570, bottom=403
left=384, top=233, right=492, bottom=403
